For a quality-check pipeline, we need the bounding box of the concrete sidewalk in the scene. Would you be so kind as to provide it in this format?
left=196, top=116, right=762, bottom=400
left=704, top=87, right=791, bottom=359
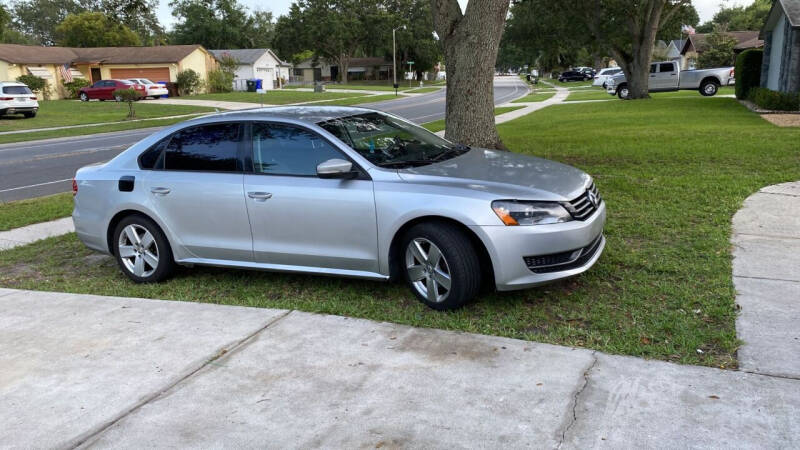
left=0, top=288, right=797, bottom=448
left=733, top=181, right=800, bottom=379
left=0, top=217, right=74, bottom=250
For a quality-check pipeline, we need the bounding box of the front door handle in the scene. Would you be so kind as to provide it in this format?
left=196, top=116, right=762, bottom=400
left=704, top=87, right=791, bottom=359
left=150, top=187, right=171, bottom=195
left=247, top=191, right=272, bottom=201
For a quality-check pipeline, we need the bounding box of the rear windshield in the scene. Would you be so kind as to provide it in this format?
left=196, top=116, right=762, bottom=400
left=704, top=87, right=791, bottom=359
left=3, top=86, right=32, bottom=95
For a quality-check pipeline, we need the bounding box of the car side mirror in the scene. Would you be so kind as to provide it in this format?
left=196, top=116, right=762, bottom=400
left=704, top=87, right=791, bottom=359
left=317, top=158, right=357, bottom=179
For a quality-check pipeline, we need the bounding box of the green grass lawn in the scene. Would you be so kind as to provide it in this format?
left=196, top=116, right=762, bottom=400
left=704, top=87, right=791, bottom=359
left=1, top=96, right=797, bottom=368
left=0, top=100, right=215, bottom=132
left=189, top=90, right=369, bottom=105
left=421, top=106, right=525, bottom=132
left=566, top=89, right=613, bottom=102
left=512, top=92, right=556, bottom=103
left=0, top=193, right=73, bottom=231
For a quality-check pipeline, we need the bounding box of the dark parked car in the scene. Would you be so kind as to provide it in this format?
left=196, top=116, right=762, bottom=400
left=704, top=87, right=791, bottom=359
left=79, top=79, right=146, bottom=102
left=558, top=71, right=591, bottom=82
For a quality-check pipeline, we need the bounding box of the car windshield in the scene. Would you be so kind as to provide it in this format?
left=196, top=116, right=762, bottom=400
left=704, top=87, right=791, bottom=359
left=140, top=79, right=154, bottom=85
left=2, top=85, right=32, bottom=94
left=318, top=112, right=469, bottom=168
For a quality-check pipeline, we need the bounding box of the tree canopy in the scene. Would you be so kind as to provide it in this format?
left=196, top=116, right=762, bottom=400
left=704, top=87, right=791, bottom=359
left=697, top=0, right=772, bottom=33
left=56, top=11, right=141, bottom=47
left=169, top=0, right=275, bottom=49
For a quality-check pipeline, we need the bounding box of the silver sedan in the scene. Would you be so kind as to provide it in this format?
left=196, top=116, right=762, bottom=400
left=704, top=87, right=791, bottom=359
left=72, top=106, right=606, bottom=310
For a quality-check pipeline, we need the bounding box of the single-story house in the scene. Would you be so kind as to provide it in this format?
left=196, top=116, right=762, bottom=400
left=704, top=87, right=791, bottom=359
left=293, top=57, right=394, bottom=83
left=665, top=39, right=685, bottom=64
left=209, top=48, right=291, bottom=91
left=0, top=44, right=216, bottom=99
left=760, top=0, right=800, bottom=94
left=680, top=31, right=764, bottom=69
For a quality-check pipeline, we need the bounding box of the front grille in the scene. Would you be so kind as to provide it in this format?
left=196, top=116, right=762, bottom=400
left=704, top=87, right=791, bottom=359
left=524, top=234, right=604, bottom=274
left=562, top=182, right=602, bottom=221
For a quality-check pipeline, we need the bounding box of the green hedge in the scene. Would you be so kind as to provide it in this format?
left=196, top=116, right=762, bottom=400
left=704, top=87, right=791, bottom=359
left=735, top=49, right=763, bottom=100
left=748, top=87, right=800, bottom=111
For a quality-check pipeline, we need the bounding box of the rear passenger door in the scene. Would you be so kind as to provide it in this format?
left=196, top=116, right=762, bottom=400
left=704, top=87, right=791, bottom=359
left=140, top=122, right=252, bottom=262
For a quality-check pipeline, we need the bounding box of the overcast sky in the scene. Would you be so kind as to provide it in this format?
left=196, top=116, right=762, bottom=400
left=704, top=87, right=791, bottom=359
left=155, top=0, right=755, bottom=30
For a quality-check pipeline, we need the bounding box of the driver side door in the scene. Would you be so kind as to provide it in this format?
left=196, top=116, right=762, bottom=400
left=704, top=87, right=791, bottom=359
left=243, top=122, right=379, bottom=274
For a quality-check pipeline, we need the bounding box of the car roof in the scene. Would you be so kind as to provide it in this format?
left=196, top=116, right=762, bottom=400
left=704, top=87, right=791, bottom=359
left=192, top=106, right=385, bottom=125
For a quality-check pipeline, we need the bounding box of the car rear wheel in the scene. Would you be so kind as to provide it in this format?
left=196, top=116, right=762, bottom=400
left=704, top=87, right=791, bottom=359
left=113, top=215, right=174, bottom=283
left=401, top=222, right=481, bottom=310
left=700, top=80, right=718, bottom=97
left=617, top=85, right=630, bottom=100
left=114, top=94, right=123, bottom=102
left=79, top=92, right=89, bottom=102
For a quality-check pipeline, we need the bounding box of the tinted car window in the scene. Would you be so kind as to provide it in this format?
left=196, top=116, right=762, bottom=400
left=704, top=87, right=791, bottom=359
left=650, top=64, right=658, bottom=73
left=660, top=63, right=675, bottom=72
left=252, top=123, right=343, bottom=176
left=164, top=123, right=242, bottom=172
left=3, top=85, right=32, bottom=94
left=139, top=138, right=168, bottom=170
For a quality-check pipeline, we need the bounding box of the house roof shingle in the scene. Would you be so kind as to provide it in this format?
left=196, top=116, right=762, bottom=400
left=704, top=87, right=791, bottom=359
left=0, top=44, right=205, bottom=65
left=778, top=0, right=800, bottom=27
left=682, top=31, right=763, bottom=54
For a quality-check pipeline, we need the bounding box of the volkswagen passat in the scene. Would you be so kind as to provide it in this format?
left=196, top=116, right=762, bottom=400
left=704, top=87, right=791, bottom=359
left=73, top=106, right=606, bottom=310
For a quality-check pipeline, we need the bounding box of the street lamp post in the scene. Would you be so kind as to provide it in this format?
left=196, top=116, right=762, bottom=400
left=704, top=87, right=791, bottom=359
left=392, top=25, right=406, bottom=96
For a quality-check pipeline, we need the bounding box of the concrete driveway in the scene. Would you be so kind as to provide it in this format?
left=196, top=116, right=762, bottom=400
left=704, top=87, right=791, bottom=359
left=1, top=288, right=797, bottom=448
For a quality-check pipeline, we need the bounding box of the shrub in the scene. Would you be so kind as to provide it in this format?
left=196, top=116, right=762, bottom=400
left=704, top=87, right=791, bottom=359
left=112, top=88, right=141, bottom=119
left=735, top=49, right=762, bottom=100
left=207, top=69, right=234, bottom=93
left=748, top=87, right=800, bottom=111
left=63, top=78, right=91, bottom=99
left=16, top=74, right=48, bottom=99
left=175, top=69, right=201, bottom=96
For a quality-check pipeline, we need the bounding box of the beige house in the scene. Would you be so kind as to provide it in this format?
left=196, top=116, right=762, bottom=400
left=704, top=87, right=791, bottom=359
left=0, top=44, right=217, bottom=99
left=293, top=57, right=394, bottom=83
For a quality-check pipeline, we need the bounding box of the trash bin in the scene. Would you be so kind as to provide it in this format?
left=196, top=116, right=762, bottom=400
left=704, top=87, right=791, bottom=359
left=157, top=81, right=169, bottom=98
left=314, top=82, right=325, bottom=93
left=164, top=82, right=180, bottom=97
left=246, top=79, right=257, bottom=92
left=255, top=79, right=263, bottom=90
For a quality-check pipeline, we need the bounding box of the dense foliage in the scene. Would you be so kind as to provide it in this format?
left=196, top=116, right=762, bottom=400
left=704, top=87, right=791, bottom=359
left=169, top=0, right=274, bottom=49
left=748, top=87, right=800, bottom=111
left=697, top=26, right=738, bottom=69
left=56, top=11, right=141, bottom=47
left=62, top=78, right=91, bottom=99
left=697, top=0, right=772, bottom=33
left=175, top=69, right=202, bottom=96
left=735, top=49, right=763, bottom=100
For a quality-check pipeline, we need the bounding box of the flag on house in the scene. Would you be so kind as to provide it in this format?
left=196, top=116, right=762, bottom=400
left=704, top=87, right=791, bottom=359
left=58, top=63, right=73, bottom=83
left=681, top=24, right=696, bottom=35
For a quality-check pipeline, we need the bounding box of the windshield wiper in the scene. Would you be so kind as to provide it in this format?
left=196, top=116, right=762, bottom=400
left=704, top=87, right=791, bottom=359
left=376, top=160, right=434, bottom=168
left=430, top=144, right=471, bottom=162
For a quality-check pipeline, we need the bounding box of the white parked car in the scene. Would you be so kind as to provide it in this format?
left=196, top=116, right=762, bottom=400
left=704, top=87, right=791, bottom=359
left=125, top=79, right=169, bottom=99
left=592, top=68, right=623, bottom=87
left=0, top=81, right=39, bottom=118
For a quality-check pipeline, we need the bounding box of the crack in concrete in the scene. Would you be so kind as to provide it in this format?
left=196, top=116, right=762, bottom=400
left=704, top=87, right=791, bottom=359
left=733, top=231, right=800, bottom=241
left=738, top=369, right=800, bottom=382
left=733, top=274, right=800, bottom=284
left=556, top=352, right=598, bottom=450
left=66, top=309, right=294, bottom=449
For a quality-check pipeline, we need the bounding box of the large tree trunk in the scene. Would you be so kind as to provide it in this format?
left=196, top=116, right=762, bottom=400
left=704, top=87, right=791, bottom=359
left=432, top=0, right=509, bottom=149
left=337, top=54, right=350, bottom=84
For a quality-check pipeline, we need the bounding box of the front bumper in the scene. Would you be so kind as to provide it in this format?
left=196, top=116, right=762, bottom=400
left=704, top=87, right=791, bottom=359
left=471, top=201, right=607, bottom=291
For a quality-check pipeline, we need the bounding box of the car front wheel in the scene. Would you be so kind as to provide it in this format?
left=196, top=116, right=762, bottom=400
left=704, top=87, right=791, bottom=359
left=113, top=215, right=174, bottom=283
left=79, top=92, right=89, bottom=101
left=401, top=222, right=481, bottom=310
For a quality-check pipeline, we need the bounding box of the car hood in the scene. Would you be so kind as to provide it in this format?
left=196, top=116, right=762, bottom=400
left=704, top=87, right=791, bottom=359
left=397, top=148, right=591, bottom=201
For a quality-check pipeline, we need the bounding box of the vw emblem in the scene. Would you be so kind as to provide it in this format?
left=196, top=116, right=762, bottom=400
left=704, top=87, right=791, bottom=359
left=587, top=191, right=598, bottom=207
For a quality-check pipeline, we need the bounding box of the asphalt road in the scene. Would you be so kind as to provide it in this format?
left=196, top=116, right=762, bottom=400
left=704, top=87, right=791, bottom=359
left=0, top=77, right=529, bottom=202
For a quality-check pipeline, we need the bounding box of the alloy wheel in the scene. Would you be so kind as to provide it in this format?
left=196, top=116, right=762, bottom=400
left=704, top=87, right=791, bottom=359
left=405, top=238, right=452, bottom=303
left=118, top=224, right=159, bottom=278
left=704, top=83, right=716, bottom=95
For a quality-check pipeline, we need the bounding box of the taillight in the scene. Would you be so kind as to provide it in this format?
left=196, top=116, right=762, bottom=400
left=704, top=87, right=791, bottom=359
left=72, top=179, right=78, bottom=196
left=30, top=96, right=37, bottom=100
left=730, top=69, right=735, bottom=77
left=0, top=97, right=13, bottom=100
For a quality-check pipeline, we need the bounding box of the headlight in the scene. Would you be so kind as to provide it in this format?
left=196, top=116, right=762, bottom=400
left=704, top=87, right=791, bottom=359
left=492, top=200, right=573, bottom=226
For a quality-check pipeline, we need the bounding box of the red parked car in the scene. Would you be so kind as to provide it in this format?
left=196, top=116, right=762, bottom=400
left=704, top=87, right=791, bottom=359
left=78, top=79, right=146, bottom=102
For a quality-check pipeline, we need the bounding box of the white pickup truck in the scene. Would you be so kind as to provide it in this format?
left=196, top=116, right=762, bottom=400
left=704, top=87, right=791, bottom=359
left=606, top=61, right=735, bottom=99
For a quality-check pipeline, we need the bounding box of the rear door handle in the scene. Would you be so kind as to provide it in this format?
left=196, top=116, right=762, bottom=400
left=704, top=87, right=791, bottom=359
left=247, top=192, right=272, bottom=201
left=150, top=187, right=171, bottom=195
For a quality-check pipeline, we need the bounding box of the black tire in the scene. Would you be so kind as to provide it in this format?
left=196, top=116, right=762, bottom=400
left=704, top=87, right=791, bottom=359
left=79, top=92, right=89, bottom=102
left=23, top=111, right=36, bottom=118
left=617, top=84, right=629, bottom=100
left=114, top=94, right=123, bottom=102
left=112, top=215, right=174, bottom=283
left=700, top=80, right=718, bottom=97
left=400, top=221, right=481, bottom=310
